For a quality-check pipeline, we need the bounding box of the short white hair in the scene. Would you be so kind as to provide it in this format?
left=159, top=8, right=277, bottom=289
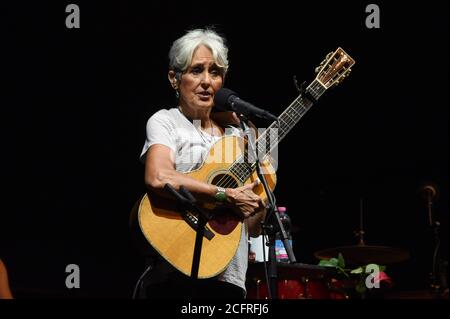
left=169, top=28, right=229, bottom=77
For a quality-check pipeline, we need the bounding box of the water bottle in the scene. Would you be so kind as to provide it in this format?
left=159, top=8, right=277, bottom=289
left=275, top=207, right=292, bottom=262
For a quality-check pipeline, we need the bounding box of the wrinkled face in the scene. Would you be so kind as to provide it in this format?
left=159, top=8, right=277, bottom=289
left=178, top=45, right=224, bottom=111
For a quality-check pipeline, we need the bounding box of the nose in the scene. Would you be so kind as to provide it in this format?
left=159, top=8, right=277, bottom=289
left=200, top=71, right=212, bottom=88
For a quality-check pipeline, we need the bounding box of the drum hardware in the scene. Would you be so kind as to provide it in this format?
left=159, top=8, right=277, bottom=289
left=315, top=198, right=410, bottom=265
left=420, top=182, right=448, bottom=298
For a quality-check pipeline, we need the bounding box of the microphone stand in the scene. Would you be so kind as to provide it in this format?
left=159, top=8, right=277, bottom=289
left=164, top=184, right=211, bottom=282
left=237, top=115, right=296, bottom=299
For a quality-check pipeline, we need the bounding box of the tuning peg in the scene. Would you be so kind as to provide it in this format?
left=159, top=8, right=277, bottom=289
left=326, top=52, right=334, bottom=60
left=315, top=66, right=322, bottom=74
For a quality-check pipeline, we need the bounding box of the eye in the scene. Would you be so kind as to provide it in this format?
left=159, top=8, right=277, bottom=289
left=191, top=66, right=203, bottom=74
left=210, top=68, right=222, bottom=77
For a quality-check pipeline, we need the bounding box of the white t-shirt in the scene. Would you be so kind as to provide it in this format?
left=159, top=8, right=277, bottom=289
left=140, top=107, right=249, bottom=293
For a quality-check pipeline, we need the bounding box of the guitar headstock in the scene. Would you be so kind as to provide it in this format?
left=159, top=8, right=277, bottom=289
left=315, top=47, right=355, bottom=89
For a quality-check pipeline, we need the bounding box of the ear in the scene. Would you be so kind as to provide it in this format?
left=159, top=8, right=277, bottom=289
left=168, top=70, right=177, bottom=89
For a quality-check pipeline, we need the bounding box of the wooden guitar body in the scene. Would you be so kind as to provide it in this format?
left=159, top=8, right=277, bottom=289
left=131, top=135, right=276, bottom=278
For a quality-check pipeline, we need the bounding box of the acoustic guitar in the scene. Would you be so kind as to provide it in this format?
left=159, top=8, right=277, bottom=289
left=130, top=47, right=355, bottom=278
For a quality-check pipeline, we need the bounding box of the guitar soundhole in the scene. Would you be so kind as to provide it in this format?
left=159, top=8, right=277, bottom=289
left=212, top=174, right=239, bottom=189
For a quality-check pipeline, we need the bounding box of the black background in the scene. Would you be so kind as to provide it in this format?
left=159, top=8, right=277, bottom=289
left=1, top=1, right=448, bottom=298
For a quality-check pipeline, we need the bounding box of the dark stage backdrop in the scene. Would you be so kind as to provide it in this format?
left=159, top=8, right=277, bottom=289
left=1, top=1, right=448, bottom=298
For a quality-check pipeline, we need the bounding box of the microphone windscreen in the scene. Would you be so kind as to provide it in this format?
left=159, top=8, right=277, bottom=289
left=214, top=88, right=236, bottom=111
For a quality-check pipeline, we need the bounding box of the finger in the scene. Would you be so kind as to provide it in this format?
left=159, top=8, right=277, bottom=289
left=231, top=112, right=240, bottom=124
left=243, top=179, right=260, bottom=190
left=242, top=211, right=251, bottom=218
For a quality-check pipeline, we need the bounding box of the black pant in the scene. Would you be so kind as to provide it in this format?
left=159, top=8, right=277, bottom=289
left=145, top=272, right=245, bottom=299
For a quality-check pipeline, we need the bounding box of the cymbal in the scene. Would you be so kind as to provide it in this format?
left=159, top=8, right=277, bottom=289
left=314, top=245, right=410, bottom=265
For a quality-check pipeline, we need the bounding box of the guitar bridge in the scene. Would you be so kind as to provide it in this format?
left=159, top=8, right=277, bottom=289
left=183, top=212, right=215, bottom=241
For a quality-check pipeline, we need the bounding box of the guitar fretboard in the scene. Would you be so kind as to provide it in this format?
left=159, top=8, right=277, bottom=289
left=227, top=79, right=327, bottom=184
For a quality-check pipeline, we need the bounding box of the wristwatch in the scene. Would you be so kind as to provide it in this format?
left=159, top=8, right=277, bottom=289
left=214, top=186, right=227, bottom=203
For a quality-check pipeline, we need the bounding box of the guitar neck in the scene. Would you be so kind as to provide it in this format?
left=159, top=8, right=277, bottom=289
left=228, top=79, right=327, bottom=184
left=262, top=79, right=326, bottom=149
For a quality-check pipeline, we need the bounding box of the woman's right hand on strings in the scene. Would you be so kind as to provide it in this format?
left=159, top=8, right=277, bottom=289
left=225, top=180, right=265, bottom=219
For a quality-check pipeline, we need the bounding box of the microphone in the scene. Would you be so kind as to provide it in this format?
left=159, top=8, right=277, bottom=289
left=214, top=88, right=278, bottom=121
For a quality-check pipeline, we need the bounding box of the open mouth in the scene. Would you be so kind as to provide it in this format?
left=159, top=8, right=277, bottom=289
left=197, top=92, right=212, bottom=100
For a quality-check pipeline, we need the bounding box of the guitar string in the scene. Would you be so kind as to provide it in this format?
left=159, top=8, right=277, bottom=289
left=214, top=79, right=326, bottom=189
left=231, top=79, right=321, bottom=182
left=214, top=89, right=311, bottom=188
left=214, top=100, right=306, bottom=189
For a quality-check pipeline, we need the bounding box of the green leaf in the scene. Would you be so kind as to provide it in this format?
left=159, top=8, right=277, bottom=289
left=350, top=267, right=364, bottom=274
left=319, top=258, right=339, bottom=267
left=337, top=253, right=345, bottom=268
left=318, top=260, right=331, bottom=267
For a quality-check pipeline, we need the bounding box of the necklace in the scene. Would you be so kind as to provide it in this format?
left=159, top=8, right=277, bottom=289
left=197, top=120, right=216, bottom=144
left=178, top=106, right=217, bottom=144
